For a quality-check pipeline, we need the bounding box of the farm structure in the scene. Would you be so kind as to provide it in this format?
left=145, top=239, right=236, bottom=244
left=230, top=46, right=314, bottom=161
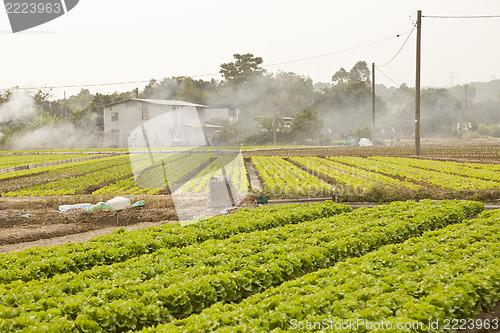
left=103, top=99, right=239, bottom=148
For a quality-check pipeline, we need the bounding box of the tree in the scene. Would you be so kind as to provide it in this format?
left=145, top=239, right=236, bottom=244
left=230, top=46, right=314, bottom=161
left=314, top=61, right=381, bottom=138
left=348, top=61, right=371, bottom=84
left=66, top=89, right=93, bottom=118
left=332, top=68, right=349, bottom=85
left=33, top=90, right=63, bottom=117
left=288, top=109, right=323, bottom=143
left=269, top=71, right=315, bottom=116
left=174, top=77, right=216, bottom=105
left=0, top=88, right=15, bottom=104
left=420, top=88, right=462, bottom=133
left=141, top=78, right=179, bottom=100
left=220, top=53, right=266, bottom=86
left=331, top=61, right=371, bottom=86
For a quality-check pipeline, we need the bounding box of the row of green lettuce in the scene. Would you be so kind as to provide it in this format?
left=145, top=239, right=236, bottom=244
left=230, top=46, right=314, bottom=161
left=0, top=201, right=352, bottom=284
left=0, top=200, right=483, bottom=332
left=153, top=209, right=500, bottom=333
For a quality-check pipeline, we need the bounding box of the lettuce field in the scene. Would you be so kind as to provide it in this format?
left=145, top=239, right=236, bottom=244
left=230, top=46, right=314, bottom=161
left=1, top=146, right=500, bottom=201
left=2, top=200, right=500, bottom=332
left=1, top=146, right=500, bottom=332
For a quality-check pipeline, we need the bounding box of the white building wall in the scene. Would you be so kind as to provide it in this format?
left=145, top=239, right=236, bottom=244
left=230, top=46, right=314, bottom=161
left=205, top=108, right=239, bottom=123
left=104, top=101, right=221, bottom=148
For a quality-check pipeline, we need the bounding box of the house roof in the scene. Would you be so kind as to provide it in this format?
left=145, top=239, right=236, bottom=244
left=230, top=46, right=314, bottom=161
left=181, top=122, right=223, bottom=128
left=103, top=99, right=207, bottom=108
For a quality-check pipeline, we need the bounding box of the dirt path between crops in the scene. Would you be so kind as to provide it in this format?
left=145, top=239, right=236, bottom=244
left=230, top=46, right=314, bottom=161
left=457, top=301, right=500, bottom=332
left=0, top=195, right=252, bottom=253
left=0, top=195, right=178, bottom=252
left=0, top=220, right=176, bottom=253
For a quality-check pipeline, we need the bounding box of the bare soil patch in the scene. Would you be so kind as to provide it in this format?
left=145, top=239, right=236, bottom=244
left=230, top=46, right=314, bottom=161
left=0, top=220, right=175, bottom=253
left=458, top=301, right=500, bottom=332
left=0, top=194, right=254, bottom=252
left=0, top=195, right=177, bottom=249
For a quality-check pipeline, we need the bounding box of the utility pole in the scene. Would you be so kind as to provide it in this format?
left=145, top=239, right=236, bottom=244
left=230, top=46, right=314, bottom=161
left=63, top=91, right=67, bottom=120
left=372, top=62, right=376, bottom=145
left=415, top=10, right=422, bottom=156
left=272, top=114, right=277, bottom=145
left=464, top=84, right=469, bottom=125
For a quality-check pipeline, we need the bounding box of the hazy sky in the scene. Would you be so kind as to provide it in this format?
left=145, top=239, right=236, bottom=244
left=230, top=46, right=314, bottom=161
left=1, top=0, right=499, bottom=98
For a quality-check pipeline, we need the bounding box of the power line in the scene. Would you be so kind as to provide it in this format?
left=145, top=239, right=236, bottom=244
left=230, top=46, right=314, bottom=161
left=378, top=23, right=417, bottom=67
left=423, top=15, right=500, bottom=19
left=263, top=32, right=410, bottom=68
left=0, top=30, right=411, bottom=92
left=375, top=66, right=400, bottom=87
left=0, top=74, right=222, bottom=91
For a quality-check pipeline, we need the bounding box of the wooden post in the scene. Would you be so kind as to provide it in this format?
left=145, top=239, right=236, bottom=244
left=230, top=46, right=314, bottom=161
left=372, top=62, right=376, bottom=145
left=415, top=10, right=422, bottom=156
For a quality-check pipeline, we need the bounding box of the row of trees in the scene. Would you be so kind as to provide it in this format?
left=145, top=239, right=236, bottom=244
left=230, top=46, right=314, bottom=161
left=1, top=53, right=499, bottom=147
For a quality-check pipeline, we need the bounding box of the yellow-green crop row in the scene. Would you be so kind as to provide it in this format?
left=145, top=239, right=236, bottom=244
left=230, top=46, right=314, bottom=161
left=225, top=154, right=249, bottom=193
left=181, top=154, right=248, bottom=194
left=92, top=154, right=175, bottom=195
left=370, top=156, right=500, bottom=183
left=133, top=153, right=211, bottom=193
left=181, top=156, right=232, bottom=194
left=0, top=155, right=130, bottom=181
left=291, top=156, right=421, bottom=191
left=331, top=156, right=500, bottom=191
left=94, top=153, right=206, bottom=195
left=252, top=156, right=332, bottom=197
left=0, top=154, right=102, bottom=169
left=2, top=154, right=152, bottom=197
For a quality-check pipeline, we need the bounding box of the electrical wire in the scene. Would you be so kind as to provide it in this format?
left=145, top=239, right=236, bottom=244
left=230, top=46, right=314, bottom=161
left=423, top=15, right=500, bottom=19
left=262, top=32, right=410, bottom=68
left=378, top=23, right=417, bottom=67
left=0, top=31, right=411, bottom=92
left=375, top=66, right=400, bottom=87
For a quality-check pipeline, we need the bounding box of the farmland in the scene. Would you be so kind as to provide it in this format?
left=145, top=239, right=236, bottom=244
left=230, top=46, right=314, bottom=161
left=1, top=146, right=500, bottom=332
left=1, top=146, right=500, bottom=201
left=0, top=200, right=493, bottom=331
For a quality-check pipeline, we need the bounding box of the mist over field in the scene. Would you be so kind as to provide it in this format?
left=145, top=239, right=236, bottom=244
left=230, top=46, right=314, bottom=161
left=1, top=55, right=499, bottom=150
left=9, top=121, right=96, bottom=150
left=0, top=91, right=100, bottom=150
left=0, top=91, right=36, bottom=123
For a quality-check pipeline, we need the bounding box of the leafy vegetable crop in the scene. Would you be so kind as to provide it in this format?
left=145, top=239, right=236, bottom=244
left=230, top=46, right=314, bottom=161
left=0, top=200, right=482, bottom=331
left=159, top=209, right=500, bottom=333
left=0, top=201, right=351, bottom=284
left=252, top=156, right=332, bottom=197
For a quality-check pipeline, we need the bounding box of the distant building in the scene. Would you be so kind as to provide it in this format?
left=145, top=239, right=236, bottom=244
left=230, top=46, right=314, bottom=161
left=102, top=99, right=239, bottom=148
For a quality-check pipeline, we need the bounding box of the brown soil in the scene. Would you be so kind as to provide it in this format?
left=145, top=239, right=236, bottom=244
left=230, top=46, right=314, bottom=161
left=458, top=301, right=500, bottom=332
left=0, top=220, right=175, bottom=253
left=242, top=144, right=500, bottom=161
left=0, top=195, right=177, bottom=250
left=0, top=194, right=255, bottom=253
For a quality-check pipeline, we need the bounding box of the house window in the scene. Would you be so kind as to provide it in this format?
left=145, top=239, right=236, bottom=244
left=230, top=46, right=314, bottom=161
left=229, top=109, right=237, bottom=122
left=142, top=111, right=150, bottom=121
left=111, top=112, right=119, bottom=121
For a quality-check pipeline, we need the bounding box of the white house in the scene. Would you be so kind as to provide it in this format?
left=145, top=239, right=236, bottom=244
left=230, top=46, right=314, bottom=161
left=103, top=99, right=238, bottom=148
